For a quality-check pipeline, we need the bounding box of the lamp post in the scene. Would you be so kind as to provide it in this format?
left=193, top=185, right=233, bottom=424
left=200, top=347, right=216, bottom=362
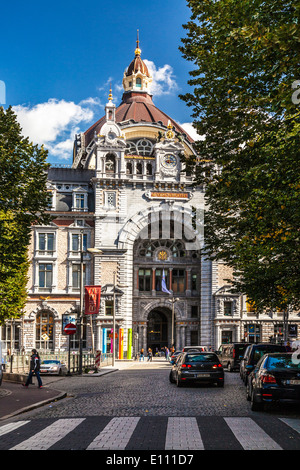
left=168, top=297, right=179, bottom=348
left=78, top=239, right=103, bottom=374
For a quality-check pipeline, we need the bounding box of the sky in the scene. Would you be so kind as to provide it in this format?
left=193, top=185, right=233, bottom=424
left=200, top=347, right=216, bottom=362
left=0, top=0, right=198, bottom=166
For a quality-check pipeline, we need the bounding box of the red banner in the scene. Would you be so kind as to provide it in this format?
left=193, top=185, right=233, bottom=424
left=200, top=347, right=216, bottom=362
left=84, top=286, right=101, bottom=315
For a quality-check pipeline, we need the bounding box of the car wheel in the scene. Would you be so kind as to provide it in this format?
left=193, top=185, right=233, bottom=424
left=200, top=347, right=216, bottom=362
left=169, top=371, right=175, bottom=383
left=251, top=390, right=263, bottom=411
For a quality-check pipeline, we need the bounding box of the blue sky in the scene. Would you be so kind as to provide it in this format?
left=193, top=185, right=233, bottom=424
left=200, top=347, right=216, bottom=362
left=0, top=0, right=198, bottom=165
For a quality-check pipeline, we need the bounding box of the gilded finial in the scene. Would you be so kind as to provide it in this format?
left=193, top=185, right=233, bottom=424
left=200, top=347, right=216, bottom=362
left=135, top=29, right=141, bottom=56
left=108, top=83, right=113, bottom=101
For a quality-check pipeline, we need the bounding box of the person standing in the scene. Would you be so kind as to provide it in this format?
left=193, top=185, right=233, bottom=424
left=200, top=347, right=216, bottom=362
left=147, top=348, right=153, bottom=362
left=139, top=348, right=144, bottom=361
left=23, top=349, right=43, bottom=388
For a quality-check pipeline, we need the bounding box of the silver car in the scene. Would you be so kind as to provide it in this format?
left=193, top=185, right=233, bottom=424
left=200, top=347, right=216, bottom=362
left=40, top=360, right=68, bottom=376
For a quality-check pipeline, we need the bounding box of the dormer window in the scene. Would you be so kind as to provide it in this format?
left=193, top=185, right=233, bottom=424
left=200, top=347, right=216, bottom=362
left=72, top=187, right=88, bottom=212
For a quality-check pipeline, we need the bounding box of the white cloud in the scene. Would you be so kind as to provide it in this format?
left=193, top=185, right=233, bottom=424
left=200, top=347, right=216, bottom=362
left=13, top=97, right=102, bottom=160
left=180, top=122, right=205, bottom=142
left=144, top=60, right=178, bottom=96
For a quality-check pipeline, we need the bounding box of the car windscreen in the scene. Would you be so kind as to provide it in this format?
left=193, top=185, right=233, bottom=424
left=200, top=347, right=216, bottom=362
left=42, top=360, right=60, bottom=364
left=235, top=345, right=248, bottom=355
left=266, top=356, right=300, bottom=370
left=185, top=354, right=218, bottom=363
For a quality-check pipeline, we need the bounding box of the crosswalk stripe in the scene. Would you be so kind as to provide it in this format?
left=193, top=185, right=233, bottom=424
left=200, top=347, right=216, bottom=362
left=280, top=418, right=300, bottom=434
left=0, top=421, right=30, bottom=437
left=9, top=418, right=85, bottom=450
left=165, top=417, right=204, bottom=450
left=224, top=417, right=282, bottom=450
left=87, top=417, right=140, bottom=450
left=1, top=416, right=299, bottom=450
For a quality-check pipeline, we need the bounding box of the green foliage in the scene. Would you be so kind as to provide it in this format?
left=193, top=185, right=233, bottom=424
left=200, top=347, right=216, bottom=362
left=0, top=106, right=51, bottom=323
left=180, top=0, right=300, bottom=311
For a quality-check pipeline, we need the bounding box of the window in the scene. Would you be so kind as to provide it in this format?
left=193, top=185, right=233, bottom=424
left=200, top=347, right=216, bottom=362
left=191, top=305, right=198, bottom=318
left=136, top=139, right=153, bottom=156
left=191, top=273, right=197, bottom=291
left=138, top=268, right=151, bottom=291
left=105, top=300, right=114, bottom=316
left=146, top=163, right=152, bottom=175
left=38, top=264, right=53, bottom=290
left=72, top=264, right=86, bottom=290
left=38, top=233, right=54, bottom=255
left=155, top=269, right=169, bottom=292
left=172, top=269, right=185, bottom=293
left=224, top=301, right=233, bottom=316
left=71, top=233, right=87, bottom=253
left=105, top=191, right=116, bottom=209
left=75, top=194, right=85, bottom=210
left=136, top=77, right=142, bottom=88
left=126, top=162, right=133, bottom=174
left=36, top=311, right=54, bottom=350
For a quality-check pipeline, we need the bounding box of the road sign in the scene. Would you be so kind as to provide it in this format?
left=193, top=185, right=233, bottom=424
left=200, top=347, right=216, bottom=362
left=64, top=323, right=77, bottom=335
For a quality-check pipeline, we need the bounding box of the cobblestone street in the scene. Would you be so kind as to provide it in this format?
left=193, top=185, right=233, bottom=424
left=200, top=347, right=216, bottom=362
left=23, top=358, right=300, bottom=419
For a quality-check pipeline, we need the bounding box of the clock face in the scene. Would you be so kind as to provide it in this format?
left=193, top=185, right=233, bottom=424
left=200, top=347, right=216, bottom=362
left=162, top=154, right=177, bottom=169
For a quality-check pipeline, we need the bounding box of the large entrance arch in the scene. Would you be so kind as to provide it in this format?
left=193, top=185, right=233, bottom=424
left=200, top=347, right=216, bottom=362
left=147, top=308, right=170, bottom=352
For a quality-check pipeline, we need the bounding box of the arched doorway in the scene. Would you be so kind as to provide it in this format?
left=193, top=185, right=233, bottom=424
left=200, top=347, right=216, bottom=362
left=147, top=309, right=169, bottom=353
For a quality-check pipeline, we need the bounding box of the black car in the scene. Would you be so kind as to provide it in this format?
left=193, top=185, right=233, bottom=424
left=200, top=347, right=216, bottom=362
left=247, top=352, right=300, bottom=411
left=169, top=351, right=224, bottom=387
left=240, top=343, right=286, bottom=385
left=216, top=343, right=249, bottom=372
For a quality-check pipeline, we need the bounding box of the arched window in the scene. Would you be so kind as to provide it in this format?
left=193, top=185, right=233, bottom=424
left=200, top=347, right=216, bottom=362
left=125, top=141, right=137, bottom=155
left=136, top=162, right=143, bottom=175
left=136, top=77, right=142, bottom=88
left=36, top=311, right=54, bottom=350
left=126, top=162, right=133, bottom=174
left=146, top=163, right=153, bottom=175
left=136, top=139, right=153, bottom=156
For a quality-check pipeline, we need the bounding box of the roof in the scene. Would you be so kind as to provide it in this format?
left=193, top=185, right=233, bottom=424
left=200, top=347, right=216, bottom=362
left=84, top=91, right=194, bottom=146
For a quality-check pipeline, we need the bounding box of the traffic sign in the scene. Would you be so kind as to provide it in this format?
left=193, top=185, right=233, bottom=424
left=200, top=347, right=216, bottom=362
left=64, top=323, right=77, bottom=335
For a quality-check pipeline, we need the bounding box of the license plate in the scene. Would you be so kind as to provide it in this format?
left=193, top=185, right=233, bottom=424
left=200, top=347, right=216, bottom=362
left=196, top=373, right=210, bottom=378
left=287, top=380, right=300, bottom=385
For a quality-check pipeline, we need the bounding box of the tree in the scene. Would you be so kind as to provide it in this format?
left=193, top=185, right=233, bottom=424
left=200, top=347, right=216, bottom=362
left=180, top=0, right=300, bottom=311
left=0, top=106, right=51, bottom=323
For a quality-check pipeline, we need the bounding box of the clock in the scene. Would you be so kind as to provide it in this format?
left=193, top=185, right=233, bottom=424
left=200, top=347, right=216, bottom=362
left=162, top=154, right=177, bottom=169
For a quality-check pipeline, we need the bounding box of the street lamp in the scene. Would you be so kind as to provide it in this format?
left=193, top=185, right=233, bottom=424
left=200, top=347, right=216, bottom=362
left=168, top=297, right=179, bottom=348
left=78, top=238, right=103, bottom=374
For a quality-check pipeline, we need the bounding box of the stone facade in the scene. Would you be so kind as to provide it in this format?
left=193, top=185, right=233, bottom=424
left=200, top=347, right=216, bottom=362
left=1, top=41, right=299, bottom=355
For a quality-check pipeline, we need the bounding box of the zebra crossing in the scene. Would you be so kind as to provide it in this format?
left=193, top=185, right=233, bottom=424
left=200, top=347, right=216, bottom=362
left=0, top=415, right=300, bottom=451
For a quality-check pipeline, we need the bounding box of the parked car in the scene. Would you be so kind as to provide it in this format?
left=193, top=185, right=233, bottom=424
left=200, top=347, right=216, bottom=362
left=216, top=343, right=249, bottom=372
left=240, top=343, right=286, bottom=385
left=169, top=350, right=182, bottom=365
left=0, top=341, right=3, bottom=386
left=182, top=345, right=208, bottom=352
left=169, top=351, right=224, bottom=387
left=246, top=352, right=300, bottom=411
left=40, top=359, right=68, bottom=375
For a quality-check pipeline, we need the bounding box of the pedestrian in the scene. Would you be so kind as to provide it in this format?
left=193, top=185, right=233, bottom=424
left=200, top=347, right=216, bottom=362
left=147, top=348, right=153, bottom=362
left=23, top=349, right=43, bottom=388
left=139, top=348, right=144, bottom=361
left=165, top=347, right=169, bottom=361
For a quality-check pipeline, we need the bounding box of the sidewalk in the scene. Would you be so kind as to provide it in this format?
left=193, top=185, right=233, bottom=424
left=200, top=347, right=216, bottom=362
left=0, top=367, right=118, bottom=421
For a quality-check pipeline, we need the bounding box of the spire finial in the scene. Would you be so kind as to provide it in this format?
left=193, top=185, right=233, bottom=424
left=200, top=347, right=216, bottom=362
left=108, top=83, right=113, bottom=101
left=135, top=29, right=141, bottom=56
